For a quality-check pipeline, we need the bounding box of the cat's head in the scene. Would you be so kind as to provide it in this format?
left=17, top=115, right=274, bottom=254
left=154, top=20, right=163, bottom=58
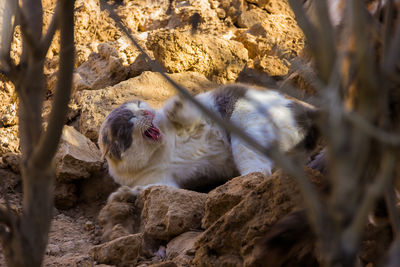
left=98, top=100, right=163, bottom=164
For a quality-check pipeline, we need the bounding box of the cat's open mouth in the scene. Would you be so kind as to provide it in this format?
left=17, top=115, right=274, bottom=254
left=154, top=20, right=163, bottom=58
left=143, top=123, right=162, bottom=141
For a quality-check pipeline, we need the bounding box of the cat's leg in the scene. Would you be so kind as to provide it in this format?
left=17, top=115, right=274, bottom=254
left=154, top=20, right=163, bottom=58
left=107, top=178, right=180, bottom=203
left=107, top=185, right=145, bottom=203
left=231, top=135, right=274, bottom=176
left=230, top=98, right=278, bottom=177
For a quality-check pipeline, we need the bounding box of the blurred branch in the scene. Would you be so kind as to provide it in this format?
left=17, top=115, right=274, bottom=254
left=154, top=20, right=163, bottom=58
left=100, top=0, right=325, bottom=237
left=386, top=239, right=400, bottom=267
left=40, top=2, right=60, bottom=57
left=344, top=111, right=400, bottom=146
left=32, top=0, right=75, bottom=168
left=0, top=205, right=12, bottom=240
left=289, top=58, right=326, bottom=92
left=383, top=16, right=400, bottom=74
left=16, top=4, right=42, bottom=58
left=382, top=0, right=395, bottom=62
left=0, top=206, right=11, bottom=227
left=0, top=0, right=18, bottom=79
left=342, top=151, right=397, bottom=254
left=289, top=0, right=335, bottom=83
left=288, top=0, right=317, bottom=50
left=385, top=187, right=400, bottom=237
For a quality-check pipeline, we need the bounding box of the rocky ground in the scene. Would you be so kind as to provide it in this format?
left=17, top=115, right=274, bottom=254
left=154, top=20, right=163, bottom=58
left=0, top=0, right=391, bottom=266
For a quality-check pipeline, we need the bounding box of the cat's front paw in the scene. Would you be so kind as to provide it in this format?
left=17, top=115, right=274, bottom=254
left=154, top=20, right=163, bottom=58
left=107, top=185, right=145, bottom=203
left=164, top=96, right=184, bottom=123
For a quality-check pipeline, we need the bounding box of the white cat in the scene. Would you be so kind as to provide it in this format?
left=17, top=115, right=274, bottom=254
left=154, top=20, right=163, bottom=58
left=98, top=84, right=317, bottom=195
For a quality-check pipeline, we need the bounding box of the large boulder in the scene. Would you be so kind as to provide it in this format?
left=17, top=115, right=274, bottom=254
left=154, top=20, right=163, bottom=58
left=54, top=125, right=102, bottom=182
left=90, top=233, right=143, bottom=266
left=97, top=185, right=207, bottom=266
left=234, top=14, right=304, bottom=76
left=140, top=186, right=206, bottom=242
left=202, top=172, right=265, bottom=229
left=99, top=185, right=207, bottom=243
left=147, top=30, right=248, bottom=83
left=166, top=231, right=202, bottom=266
left=72, top=43, right=129, bottom=92
left=193, top=168, right=324, bottom=267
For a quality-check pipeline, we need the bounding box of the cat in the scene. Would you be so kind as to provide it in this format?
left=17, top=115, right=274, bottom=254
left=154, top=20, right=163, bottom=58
left=98, top=83, right=317, bottom=196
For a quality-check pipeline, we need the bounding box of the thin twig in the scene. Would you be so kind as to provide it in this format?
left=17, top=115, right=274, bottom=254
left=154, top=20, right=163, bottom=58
left=40, top=2, right=60, bottom=57
left=31, top=0, right=75, bottom=168
left=100, top=0, right=325, bottom=239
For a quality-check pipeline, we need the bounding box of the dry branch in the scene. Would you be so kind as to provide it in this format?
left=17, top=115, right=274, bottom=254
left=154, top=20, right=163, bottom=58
left=32, top=0, right=75, bottom=168
left=343, top=151, right=397, bottom=255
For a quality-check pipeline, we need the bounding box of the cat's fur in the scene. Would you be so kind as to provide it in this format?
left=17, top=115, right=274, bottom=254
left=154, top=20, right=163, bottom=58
left=98, top=84, right=317, bottom=193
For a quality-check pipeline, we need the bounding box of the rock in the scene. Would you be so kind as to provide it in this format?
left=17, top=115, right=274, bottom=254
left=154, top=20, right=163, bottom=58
left=46, top=244, right=61, bottom=256
left=128, top=53, right=155, bottom=78
left=213, top=0, right=244, bottom=23
left=202, top=172, right=265, bottom=229
left=234, top=13, right=304, bottom=76
left=54, top=125, right=102, bottom=182
left=0, top=126, right=19, bottom=155
left=147, top=30, right=248, bottom=83
left=167, top=231, right=201, bottom=266
left=237, top=8, right=269, bottom=28
left=359, top=223, right=392, bottom=265
left=247, top=0, right=295, bottom=16
left=98, top=185, right=207, bottom=245
left=72, top=43, right=129, bottom=91
left=166, top=0, right=225, bottom=32
left=147, top=262, right=177, bottom=267
left=193, top=168, right=324, bottom=267
left=63, top=240, right=76, bottom=251
left=78, top=169, right=119, bottom=204
left=74, top=255, right=96, bottom=267
left=0, top=168, right=21, bottom=192
left=140, top=186, right=206, bottom=241
left=1, top=152, right=21, bottom=174
left=0, top=102, right=17, bottom=127
left=85, top=221, right=95, bottom=231
left=76, top=71, right=215, bottom=141
left=54, top=182, right=78, bottom=209
left=90, top=233, right=143, bottom=266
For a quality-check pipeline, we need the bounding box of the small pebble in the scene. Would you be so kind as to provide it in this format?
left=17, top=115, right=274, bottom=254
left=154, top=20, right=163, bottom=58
left=85, top=220, right=94, bottom=231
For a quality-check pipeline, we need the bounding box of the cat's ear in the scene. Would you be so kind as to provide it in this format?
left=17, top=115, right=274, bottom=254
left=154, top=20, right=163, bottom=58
left=101, top=146, right=109, bottom=161
left=100, top=133, right=122, bottom=161
left=100, top=134, right=110, bottom=161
